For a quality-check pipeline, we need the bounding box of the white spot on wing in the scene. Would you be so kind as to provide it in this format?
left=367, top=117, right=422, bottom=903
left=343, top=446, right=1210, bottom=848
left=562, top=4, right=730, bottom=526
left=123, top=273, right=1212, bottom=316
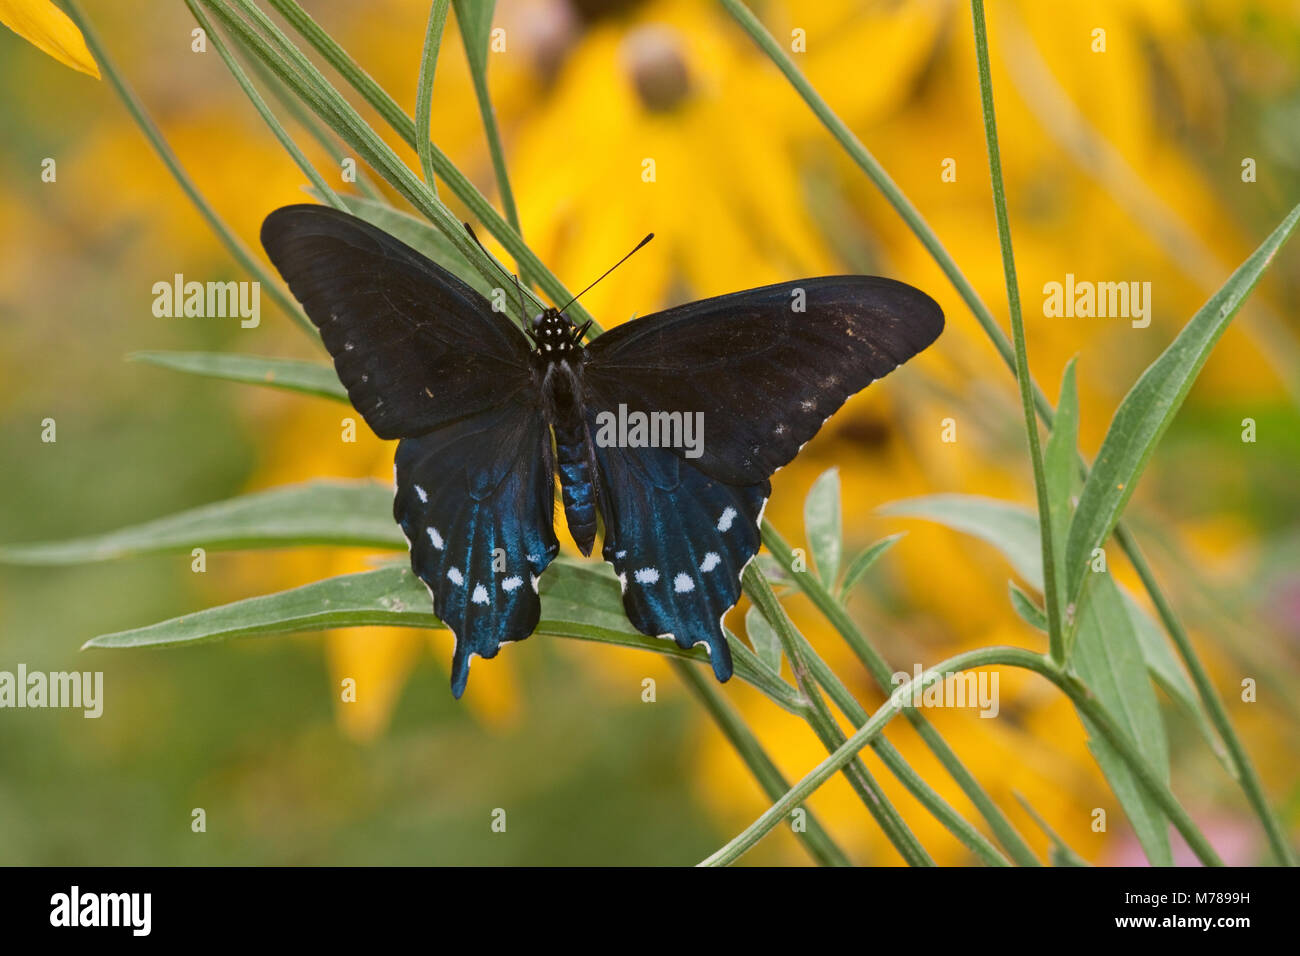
left=501, top=576, right=523, bottom=592
left=414, top=484, right=428, bottom=503
left=634, top=567, right=660, bottom=584
left=673, top=573, right=695, bottom=593
left=471, top=584, right=489, bottom=605
left=447, top=566, right=463, bottom=586
left=426, top=526, right=444, bottom=549
left=717, top=507, right=737, bottom=532
left=700, top=552, right=721, bottom=573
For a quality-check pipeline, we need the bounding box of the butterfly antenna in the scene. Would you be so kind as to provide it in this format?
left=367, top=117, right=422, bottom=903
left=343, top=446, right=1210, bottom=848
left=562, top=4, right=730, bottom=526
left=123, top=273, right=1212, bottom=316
left=463, top=222, right=535, bottom=336
left=557, top=233, right=654, bottom=314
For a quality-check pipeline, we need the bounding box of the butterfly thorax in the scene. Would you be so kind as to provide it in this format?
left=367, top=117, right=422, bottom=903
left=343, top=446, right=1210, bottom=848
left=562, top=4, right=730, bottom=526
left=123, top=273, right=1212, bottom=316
left=533, top=309, right=599, bottom=557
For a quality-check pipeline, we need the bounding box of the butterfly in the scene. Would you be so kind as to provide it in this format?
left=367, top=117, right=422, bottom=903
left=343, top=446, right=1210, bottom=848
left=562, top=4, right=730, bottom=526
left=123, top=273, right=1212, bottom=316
left=261, top=205, right=943, bottom=697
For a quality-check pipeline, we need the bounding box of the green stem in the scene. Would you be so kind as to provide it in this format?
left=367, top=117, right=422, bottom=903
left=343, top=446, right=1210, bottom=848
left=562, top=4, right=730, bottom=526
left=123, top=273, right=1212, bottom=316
left=762, top=525, right=1040, bottom=865
left=671, top=661, right=852, bottom=867
left=746, top=566, right=1011, bottom=866
left=61, top=0, right=314, bottom=337
left=458, top=7, right=529, bottom=286
left=745, top=570, right=933, bottom=865
left=969, top=0, right=1065, bottom=664
left=186, top=0, right=345, bottom=213
left=262, top=0, right=575, bottom=323
left=701, top=647, right=1223, bottom=866
left=414, top=0, right=450, bottom=195
left=243, top=54, right=383, bottom=200
left=721, top=0, right=1286, bottom=865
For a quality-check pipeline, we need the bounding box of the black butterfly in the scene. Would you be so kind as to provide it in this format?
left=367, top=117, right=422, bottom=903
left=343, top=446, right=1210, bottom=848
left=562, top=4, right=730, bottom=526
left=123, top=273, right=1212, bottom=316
left=261, top=205, right=943, bottom=697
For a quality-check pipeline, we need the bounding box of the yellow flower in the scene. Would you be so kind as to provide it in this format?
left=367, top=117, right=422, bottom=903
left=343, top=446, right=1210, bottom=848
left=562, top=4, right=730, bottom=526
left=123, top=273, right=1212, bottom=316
left=0, top=0, right=99, bottom=78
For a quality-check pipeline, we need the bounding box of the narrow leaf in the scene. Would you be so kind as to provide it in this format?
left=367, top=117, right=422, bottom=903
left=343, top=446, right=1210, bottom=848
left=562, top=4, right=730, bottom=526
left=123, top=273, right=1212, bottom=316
left=1008, top=581, right=1047, bottom=632
left=452, top=0, right=495, bottom=75
left=130, top=351, right=346, bottom=402
left=1065, top=205, right=1300, bottom=605
left=803, top=468, right=842, bottom=586
left=1043, top=358, right=1079, bottom=614
left=0, top=480, right=398, bottom=564
left=837, top=533, right=904, bottom=601
left=745, top=605, right=783, bottom=674
left=84, top=562, right=798, bottom=706
left=1073, top=572, right=1173, bottom=865
left=880, top=494, right=1042, bottom=585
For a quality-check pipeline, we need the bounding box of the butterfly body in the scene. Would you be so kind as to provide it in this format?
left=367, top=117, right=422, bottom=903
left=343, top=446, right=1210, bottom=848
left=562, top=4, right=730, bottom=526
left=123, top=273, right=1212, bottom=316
left=532, top=309, right=602, bottom=556
left=261, top=205, right=944, bottom=697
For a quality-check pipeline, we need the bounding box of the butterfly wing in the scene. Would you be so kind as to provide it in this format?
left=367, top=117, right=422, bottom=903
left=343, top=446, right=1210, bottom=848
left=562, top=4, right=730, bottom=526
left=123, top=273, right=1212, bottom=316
left=395, top=396, right=559, bottom=697
left=262, top=204, right=554, bottom=697
left=261, top=204, right=533, bottom=439
left=583, top=276, right=943, bottom=485
left=581, top=275, right=941, bottom=678
left=588, top=422, right=768, bottom=681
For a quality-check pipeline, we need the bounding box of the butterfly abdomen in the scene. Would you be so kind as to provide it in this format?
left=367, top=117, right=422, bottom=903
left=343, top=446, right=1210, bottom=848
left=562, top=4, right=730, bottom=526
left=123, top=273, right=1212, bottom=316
left=554, top=417, right=599, bottom=556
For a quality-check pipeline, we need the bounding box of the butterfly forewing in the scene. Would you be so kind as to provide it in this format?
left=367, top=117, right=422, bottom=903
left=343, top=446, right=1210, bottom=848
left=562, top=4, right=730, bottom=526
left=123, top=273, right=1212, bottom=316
left=261, top=204, right=533, bottom=439
left=582, top=276, right=944, bottom=485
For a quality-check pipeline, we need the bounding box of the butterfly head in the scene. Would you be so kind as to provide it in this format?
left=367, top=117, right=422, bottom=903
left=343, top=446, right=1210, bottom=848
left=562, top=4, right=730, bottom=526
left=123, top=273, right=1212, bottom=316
left=528, top=308, right=591, bottom=361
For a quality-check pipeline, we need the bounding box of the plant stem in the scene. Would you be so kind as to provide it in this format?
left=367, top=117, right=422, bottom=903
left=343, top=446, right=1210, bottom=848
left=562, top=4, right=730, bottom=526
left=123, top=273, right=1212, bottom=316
left=263, top=0, right=568, bottom=320
left=457, top=4, right=530, bottom=286
left=762, top=525, right=1040, bottom=865
left=747, top=566, right=1012, bottom=866
left=746, top=568, right=934, bottom=865
left=414, top=0, right=450, bottom=196
left=61, top=0, right=314, bottom=337
left=671, top=660, right=852, bottom=867
left=700, top=646, right=1223, bottom=866
left=186, top=0, right=345, bottom=212
left=969, top=0, right=1065, bottom=664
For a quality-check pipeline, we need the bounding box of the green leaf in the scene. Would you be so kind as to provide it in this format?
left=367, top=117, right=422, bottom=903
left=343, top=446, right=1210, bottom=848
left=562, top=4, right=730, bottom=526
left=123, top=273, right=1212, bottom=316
left=884, top=494, right=1214, bottom=754
left=803, top=468, right=842, bottom=586
left=0, top=481, right=399, bottom=564
left=837, top=533, right=904, bottom=601
left=130, top=351, right=346, bottom=402
left=1043, top=358, right=1079, bottom=614
left=84, top=560, right=800, bottom=708
left=452, top=0, right=496, bottom=77
left=745, top=605, right=783, bottom=674
left=1073, top=572, right=1173, bottom=865
left=1008, top=581, right=1047, bottom=632
left=880, top=494, right=1042, bottom=585
left=305, top=190, right=494, bottom=299
left=1064, top=205, right=1300, bottom=606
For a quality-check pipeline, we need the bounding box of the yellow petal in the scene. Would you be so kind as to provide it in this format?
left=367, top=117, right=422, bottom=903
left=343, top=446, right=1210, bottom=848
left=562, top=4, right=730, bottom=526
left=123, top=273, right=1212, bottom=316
left=0, top=0, right=100, bottom=78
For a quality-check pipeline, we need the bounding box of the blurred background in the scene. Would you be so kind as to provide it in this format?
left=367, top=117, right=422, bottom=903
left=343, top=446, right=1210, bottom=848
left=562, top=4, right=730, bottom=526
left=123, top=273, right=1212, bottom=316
left=0, top=0, right=1297, bottom=865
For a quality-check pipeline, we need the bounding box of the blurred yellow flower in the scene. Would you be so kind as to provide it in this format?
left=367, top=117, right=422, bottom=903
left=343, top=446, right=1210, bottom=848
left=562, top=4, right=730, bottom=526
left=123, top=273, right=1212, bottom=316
left=0, top=0, right=99, bottom=78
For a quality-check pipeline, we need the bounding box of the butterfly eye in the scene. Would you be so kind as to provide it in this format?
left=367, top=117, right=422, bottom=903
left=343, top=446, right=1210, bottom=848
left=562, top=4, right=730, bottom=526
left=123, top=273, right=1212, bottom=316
left=532, top=313, right=545, bottom=329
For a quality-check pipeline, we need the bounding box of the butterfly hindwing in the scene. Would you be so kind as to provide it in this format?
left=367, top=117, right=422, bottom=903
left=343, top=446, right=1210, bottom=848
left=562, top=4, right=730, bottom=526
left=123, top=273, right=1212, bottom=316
left=589, top=417, right=769, bottom=681
left=261, top=204, right=533, bottom=439
left=583, top=276, right=943, bottom=485
left=395, top=397, right=559, bottom=697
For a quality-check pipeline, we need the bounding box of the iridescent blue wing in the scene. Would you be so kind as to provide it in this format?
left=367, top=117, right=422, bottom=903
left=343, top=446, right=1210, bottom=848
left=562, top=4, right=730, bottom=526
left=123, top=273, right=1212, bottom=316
left=583, top=276, right=943, bottom=484
left=588, top=420, right=768, bottom=681
left=395, top=395, right=559, bottom=697
left=261, top=204, right=532, bottom=439
left=582, top=275, right=942, bottom=679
